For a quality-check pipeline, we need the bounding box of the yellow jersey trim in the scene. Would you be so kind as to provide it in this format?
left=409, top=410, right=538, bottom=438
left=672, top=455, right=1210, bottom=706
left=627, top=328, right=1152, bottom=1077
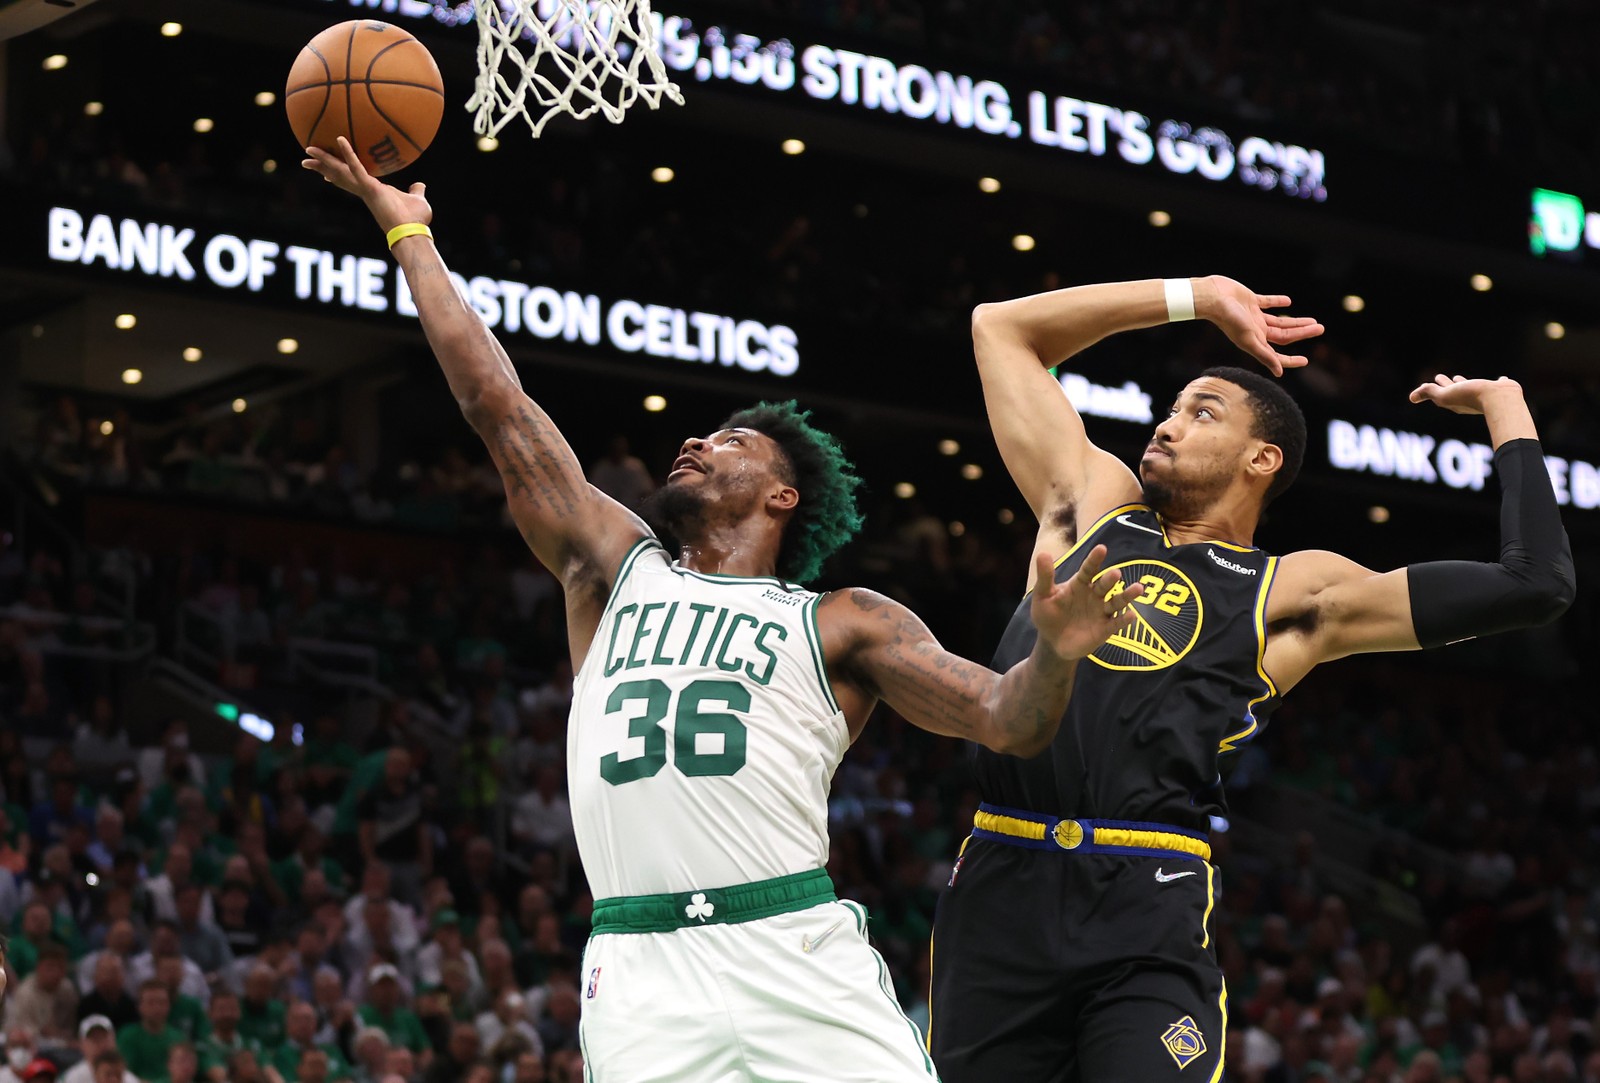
left=1050, top=503, right=1149, bottom=570
left=1201, top=862, right=1216, bottom=950
left=1219, top=554, right=1279, bottom=754
left=1208, top=984, right=1230, bottom=1083
left=973, top=809, right=1048, bottom=841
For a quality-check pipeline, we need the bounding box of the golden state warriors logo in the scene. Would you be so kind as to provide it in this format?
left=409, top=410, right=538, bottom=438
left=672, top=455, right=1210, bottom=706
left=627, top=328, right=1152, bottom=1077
left=1160, top=1016, right=1207, bottom=1069
left=1089, top=560, right=1203, bottom=671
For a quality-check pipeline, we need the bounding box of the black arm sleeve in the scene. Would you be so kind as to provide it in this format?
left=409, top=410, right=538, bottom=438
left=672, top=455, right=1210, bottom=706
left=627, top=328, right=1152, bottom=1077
left=1407, top=438, right=1576, bottom=648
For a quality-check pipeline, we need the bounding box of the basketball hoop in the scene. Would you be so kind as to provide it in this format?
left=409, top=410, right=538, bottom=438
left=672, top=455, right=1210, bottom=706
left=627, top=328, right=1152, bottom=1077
left=469, top=0, right=684, bottom=139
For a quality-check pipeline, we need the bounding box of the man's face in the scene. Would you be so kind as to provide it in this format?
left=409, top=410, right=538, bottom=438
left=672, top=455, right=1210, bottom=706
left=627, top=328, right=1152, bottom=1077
left=644, top=429, right=793, bottom=542
left=36, top=957, right=64, bottom=989
left=287, top=1004, right=316, bottom=1044
left=139, top=987, right=170, bottom=1028
left=211, top=996, right=241, bottom=1031
left=1140, top=378, right=1264, bottom=519
left=23, top=906, right=50, bottom=938
left=81, top=1028, right=113, bottom=1060
left=168, top=1045, right=197, bottom=1083
left=448, top=1024, right=479, bottom=1063
left=93, top=1063, right=122, bottom=1083
left=370, top=978, right=398, bottom=1012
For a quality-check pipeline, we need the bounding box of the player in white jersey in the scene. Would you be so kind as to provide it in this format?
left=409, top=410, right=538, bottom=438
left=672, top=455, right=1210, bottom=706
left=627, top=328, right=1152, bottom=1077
left=304, top=138, right=1147, bottom=1082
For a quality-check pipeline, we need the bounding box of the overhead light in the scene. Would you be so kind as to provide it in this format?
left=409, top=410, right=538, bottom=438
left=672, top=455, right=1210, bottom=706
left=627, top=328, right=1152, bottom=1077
left=1545, top=321, right=1566, bottom=340
left=938, top=439, right=960, bottom=456
left=262, top=160, right=277, bottom=174
left=949, top=521, right=966, bottom=537
left=182, top=347, right=202, bottom=362
left=1470, top=273, right=1493, bottom=292
left=961, top=463, right=983, bottom=480
left=1368, top=506, right=1390, bottom=524
left=254, top=91, right=276, bottom=107
left=1012, top=234, right=1036, bottom=252
left=853, top=203, right=868, bottom=218
left=121, top=368, right=142, bottom=385
left=84, top=101, right=104, bottom=117
left=42, top=55, right=67, bottom=71
left=99, top=421, right=114, bottom=436
left=476, top=136, right=499, bottom=152
left=232, top=398, right=248, bottom=413
left=998, top=508, right=1015, bottom=525
left=114, top=313, right=137, bottom=330
left=781, top=138, right=806, bottom=156
left=650, top=166, right=674, bottom=183
left=978, top=177, right=1001, bottom=194
left=160, top=22, right=183, bottom=37
left=642, top=395, right=667, bottom=412
left=277, top=337, right=299, bottom=354
left=193, top=118, right=214, bottom=134
left=1342, top=294, right=1365, bottom=313
left=893, top=482, right=916, bottom=499
left=1148, top=210, right=1172, bottom=227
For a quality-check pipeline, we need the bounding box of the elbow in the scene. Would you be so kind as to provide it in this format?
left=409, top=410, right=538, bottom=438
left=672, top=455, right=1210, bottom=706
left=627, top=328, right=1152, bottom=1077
left=970, top=302, right=1015, bottom=350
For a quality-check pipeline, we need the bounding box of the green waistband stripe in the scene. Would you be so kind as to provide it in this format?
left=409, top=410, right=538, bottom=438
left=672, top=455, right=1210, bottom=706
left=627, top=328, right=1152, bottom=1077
left=590, top=868, right=836, bottom=935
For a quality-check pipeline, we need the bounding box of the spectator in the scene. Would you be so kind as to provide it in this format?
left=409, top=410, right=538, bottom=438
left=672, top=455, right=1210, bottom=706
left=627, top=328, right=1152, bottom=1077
left=115, top=981, right=184, bottom=1083
left=420, top=1022, right=478, bottom=1083
left=533, top=979, right=579, bottom=1057
left=89, top=1053, right=126, bottom=1083
left=174, top=884, right=233, bottom=981
left=29, top=775, right=91, bottom=851
left=586, top=435, right=654, bottom=510
left=474, top=991, right=542, bottom=1064
left=356, top=966, right=430, bottom=1060
left=356, top=751, right=431, bottom=908
left=17, top=1059, right=56, bottom=1083
left=237, top=965, right=285, bottom=1049
left=6, top=943, right=78, bottom=1046
left=9, top=904, right=58, bottom=980
left=167, top=1043, right=199, bottom=1083
left=348, top=1028, right=390, bottom=1083
left=343, top=867, right=420, bottom=964
left=76, top=955, right=137, bottom=1032
left=508, top=767, right=573, bottom=854
left=60, top=1018, right=136, bottom=1083
left=0, top=1026, right=39, bottom=1083
left=153, top=955, right=208, bottom=1042
left=195, top=992, right=248, bottom=1083
left=508, top=1052, right=544, bottom=1083
left=127, top=926, right=207, bottom=1006
left=268, top=1002, right=349, bottom=1082
left=415, top=912, right=480, bottom=994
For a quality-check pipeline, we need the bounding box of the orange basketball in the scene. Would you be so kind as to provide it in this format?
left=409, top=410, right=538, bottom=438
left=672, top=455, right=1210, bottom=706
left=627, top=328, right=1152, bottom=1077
left=286, top=20, right=444, bottom=177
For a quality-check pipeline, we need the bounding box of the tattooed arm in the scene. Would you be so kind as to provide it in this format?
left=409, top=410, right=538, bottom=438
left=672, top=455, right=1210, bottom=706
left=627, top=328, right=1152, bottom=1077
left=302, top=140, right=646, bottom=602
left=822, top=547, right=1142, bottom=755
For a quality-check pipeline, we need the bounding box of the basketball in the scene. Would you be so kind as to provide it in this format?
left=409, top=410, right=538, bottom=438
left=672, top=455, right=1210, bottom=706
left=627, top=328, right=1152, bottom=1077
left=285, top=20, right=444, bottom=177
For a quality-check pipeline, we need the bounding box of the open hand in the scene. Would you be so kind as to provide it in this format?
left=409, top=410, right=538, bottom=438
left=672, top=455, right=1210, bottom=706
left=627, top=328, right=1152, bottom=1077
left=1200, top=275, right=1324, bottom=376
left=1408, top=374, right=1523, bottom=416
left=302, top=136, right=431, bottom=234
left=1031, top=545, right=1144, bottom=661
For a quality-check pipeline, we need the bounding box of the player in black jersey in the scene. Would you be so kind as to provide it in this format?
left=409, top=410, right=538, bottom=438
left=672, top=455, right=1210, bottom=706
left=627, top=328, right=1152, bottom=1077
left=928, top=275, right=1576, bottom=1083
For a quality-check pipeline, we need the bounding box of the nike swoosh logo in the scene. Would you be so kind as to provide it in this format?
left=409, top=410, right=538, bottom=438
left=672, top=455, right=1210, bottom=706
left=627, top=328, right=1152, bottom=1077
left=1154, top=868, right=1198, bottom=883
left=802, top=916, right=846, bottom=954
left=1116, top=514, right=1165, bottom=537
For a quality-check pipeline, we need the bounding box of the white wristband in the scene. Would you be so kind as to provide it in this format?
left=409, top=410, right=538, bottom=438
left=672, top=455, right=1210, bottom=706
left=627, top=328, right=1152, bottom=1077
left=1164, top=278, right=1196, bottom=322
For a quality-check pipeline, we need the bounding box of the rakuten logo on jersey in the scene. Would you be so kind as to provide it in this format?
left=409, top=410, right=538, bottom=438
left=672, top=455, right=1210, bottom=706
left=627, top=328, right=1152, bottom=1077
left=1207, top=548, right=1257, bottom=576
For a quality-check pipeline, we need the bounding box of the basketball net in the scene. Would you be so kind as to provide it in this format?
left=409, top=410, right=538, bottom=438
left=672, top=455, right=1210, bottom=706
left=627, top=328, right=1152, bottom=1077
left=469, top=0, right=684, bottom=138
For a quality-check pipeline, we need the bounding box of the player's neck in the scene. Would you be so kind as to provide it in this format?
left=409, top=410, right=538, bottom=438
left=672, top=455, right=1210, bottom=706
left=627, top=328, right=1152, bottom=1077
left=675, top=525, right=781, bottom=579
left=1157, top=500, right=1258, bottom=548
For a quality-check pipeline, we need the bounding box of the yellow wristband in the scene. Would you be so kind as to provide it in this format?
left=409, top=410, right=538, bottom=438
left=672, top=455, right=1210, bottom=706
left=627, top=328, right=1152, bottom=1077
left=386, top=222, right=433, bottom=249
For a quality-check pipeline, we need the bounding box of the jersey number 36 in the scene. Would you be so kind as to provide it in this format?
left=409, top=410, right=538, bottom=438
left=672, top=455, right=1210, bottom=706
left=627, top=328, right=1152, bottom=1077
left=599, top=678, right=750, bottom=785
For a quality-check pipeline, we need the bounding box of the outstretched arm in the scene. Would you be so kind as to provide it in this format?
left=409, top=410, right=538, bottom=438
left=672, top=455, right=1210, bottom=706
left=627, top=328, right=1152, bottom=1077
left=972, top=276, right=1322, bottom=567
left=1270, top=376, right=1574, bottom=685
left=302, top=139, right=646, bottom=602
left=825, top=547, right=1142, bottom=756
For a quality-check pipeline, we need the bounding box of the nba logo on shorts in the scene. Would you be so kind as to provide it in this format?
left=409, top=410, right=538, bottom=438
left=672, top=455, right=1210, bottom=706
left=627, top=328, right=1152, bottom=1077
left=586, top=967, right=602, bottom=1000
left=1160, top=1016, right=1206, bottom=1069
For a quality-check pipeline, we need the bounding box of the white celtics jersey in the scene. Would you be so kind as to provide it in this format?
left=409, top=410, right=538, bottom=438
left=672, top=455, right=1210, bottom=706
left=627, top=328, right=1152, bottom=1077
left=568, top=538, right=848, bottom=899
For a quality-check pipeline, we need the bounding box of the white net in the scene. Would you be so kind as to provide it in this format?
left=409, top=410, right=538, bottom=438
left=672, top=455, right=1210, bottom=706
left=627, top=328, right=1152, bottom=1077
left=469, top=0, right=685, bottom=139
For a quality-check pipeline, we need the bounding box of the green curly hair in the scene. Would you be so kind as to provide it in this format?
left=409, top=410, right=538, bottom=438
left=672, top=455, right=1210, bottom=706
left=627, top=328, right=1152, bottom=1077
left=720, top=400, right=865, bottom=583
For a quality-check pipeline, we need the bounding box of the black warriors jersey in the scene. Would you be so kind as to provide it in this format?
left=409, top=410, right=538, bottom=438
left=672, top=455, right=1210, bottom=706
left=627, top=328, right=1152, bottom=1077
left=974, top=503, right=1282, bottom=831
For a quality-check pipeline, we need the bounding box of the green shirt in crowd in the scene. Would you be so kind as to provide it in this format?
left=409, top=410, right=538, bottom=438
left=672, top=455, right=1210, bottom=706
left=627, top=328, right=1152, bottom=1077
left=239, top=999, right=287, bottom=1049
left=268, top=1041, right=351, bottom=1081
left=117, top=1022, right=186, bottom=1083
left=356, top=1004, right=431, bottom=1053
left=197, top=1031, right=256, bottom=1078
left=170, top=994, right=211, bottom=1042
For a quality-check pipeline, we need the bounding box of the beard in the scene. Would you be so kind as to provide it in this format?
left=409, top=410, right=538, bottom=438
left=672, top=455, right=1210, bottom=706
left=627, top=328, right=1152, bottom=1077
left=1140, top=460, right=1230, bottom=521
left=640, top=480, right=710, bottom=550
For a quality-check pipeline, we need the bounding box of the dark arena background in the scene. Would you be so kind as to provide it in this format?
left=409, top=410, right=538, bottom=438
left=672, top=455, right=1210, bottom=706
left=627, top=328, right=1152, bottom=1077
left=0, top=1, right=1597, bottom=1082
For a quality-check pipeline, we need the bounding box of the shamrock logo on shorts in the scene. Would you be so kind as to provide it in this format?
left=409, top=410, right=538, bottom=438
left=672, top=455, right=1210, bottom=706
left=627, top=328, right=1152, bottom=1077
left=685, top=893, right=716, bottom=922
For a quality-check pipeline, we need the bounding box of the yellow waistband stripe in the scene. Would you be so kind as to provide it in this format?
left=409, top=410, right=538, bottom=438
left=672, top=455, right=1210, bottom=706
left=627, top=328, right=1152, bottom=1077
left=974, top=811, right=1212, bottom=861
left=973, top=809, right=1048, bottom=841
